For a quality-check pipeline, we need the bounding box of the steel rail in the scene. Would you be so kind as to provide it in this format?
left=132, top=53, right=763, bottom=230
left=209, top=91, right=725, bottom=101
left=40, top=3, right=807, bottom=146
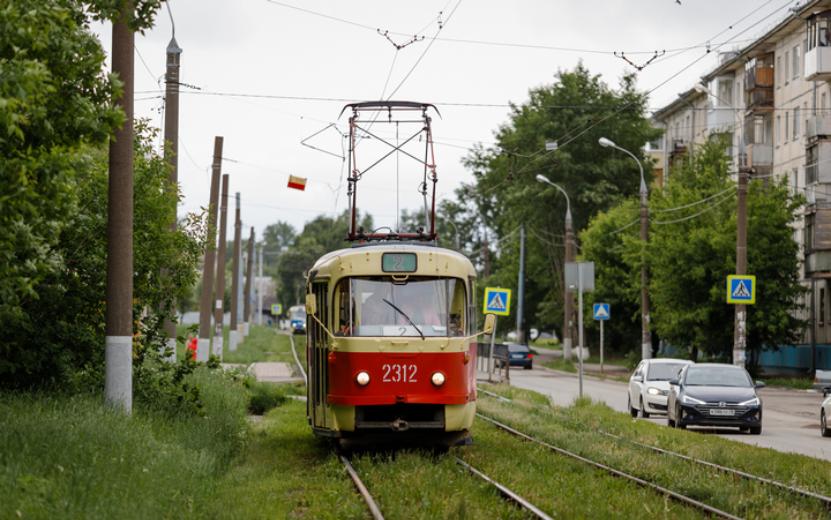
left=288, top=333, right=307, bottom=384
left=476, top=413, right=742, bottom=520
left=340, top=455, right=385, bottom=520
left=454, top=457, right=554, bottom=520
left=478, top=390, right=831, bottom=510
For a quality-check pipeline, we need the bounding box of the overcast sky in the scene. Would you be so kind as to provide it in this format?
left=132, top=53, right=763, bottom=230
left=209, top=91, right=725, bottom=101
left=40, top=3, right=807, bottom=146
left=93, top=0, right=794, bottom=240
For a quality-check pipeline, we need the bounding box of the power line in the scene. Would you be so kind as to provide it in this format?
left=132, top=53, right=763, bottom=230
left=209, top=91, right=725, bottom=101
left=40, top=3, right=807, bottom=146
left=652, top=189, right=736, bottom=225
left=652, top=185, right=737, bottom=213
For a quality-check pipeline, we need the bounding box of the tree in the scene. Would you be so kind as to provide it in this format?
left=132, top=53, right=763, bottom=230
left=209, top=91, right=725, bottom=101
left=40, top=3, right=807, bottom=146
left=460, top=64, right=661, bottom=335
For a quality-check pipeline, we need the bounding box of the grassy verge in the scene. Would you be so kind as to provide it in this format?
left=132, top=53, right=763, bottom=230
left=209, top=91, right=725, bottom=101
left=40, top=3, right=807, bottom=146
left=222, top=327, right=296, bottom=365
left=761, top=377, right=814, bottom=390
left=477, top=383, right=831, bottom=518
left=0, top=368, right=248, bottom=519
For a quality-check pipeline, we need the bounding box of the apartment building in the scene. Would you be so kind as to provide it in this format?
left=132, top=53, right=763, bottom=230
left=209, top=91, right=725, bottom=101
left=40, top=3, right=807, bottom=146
left=653, top=1, right=831, bottom=366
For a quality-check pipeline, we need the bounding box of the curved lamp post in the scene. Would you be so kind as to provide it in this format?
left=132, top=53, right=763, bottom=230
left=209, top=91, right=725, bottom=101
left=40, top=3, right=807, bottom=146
left=599, top=137, right=652, bottom=360
left=536, top=174, right=575, bottom=361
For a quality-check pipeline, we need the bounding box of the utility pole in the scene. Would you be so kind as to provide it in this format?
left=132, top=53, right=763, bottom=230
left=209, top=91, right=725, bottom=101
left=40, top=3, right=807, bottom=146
left=213, top=174, right=230, bottom=358
left=161, top=29, right=182, bottom=363
left=243, top=226, right=255, bottom=334
left=197, top=137, right=223, bottom=361
left=563, top=211, right=575, bottom=361
left=482, top=231, right=491, bottom=278
left=257, top=245, right=264, bottom=325
left=229, top=193, right=242, bottom=351
left=515, top=224, right=526, bottom=344
left=105, top=4, right=134, bottom=413
left=733, top=167, right=750, bottom=366
left=640, top=180, right=652, bottom=360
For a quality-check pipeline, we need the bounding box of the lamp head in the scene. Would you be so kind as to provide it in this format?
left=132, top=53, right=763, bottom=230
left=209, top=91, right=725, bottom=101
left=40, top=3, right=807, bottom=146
left=535, top=174, right=550, bottom=184
left=693, top=84, right=710, bottom=95
left=598, top=137, right=615, bottom=148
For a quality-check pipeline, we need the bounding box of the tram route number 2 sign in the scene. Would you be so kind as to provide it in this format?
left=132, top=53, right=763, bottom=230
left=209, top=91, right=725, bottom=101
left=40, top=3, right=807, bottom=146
left=482, top=287, right=512, bottom=316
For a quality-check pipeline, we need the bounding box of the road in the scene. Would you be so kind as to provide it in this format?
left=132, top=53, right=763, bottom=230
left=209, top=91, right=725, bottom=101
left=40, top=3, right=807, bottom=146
left=507, top=366, right=831, bottom=462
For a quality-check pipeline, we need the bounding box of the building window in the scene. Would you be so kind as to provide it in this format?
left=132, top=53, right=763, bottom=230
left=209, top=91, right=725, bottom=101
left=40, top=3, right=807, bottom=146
left=807, top=144, right=818, bottom=183
left=785, top=111, right=790, bottom=141
left=794, top=107, right=800, bottom=139
left=806, top=213, right=815, bottom=253
left=776, top=115, right=781, bottom=144
left=793, top=45, right=801, bottom=79
left=717, top=78, right=733, bottom=107
left=777, top=56, right=783, bottom=86
left=785, top=51, right=790, bottom=84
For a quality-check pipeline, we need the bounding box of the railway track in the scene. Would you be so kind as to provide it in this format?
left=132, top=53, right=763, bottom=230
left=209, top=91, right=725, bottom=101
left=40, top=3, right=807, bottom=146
left=288, top=333, right=307, bottom=384
left=454, top=457, right=553, bottom=520
left=477, top=413, right=742, bottom=520
left=478, top=387, right=831, bottom=513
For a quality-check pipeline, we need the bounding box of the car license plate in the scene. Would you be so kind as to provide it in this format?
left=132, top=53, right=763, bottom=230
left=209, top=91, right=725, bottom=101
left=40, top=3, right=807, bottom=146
left=709, top=408, right=735, bottom=416
left=512, top=354, right=523, bottom=359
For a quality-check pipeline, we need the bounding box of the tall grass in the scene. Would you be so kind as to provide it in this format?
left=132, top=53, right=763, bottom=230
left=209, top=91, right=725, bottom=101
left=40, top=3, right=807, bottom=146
left=0, top=368, right=247, bottom=519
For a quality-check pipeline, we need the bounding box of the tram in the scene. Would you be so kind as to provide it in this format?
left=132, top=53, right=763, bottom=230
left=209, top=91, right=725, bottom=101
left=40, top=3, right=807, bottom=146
left=303, top=101, right=494, bottom=447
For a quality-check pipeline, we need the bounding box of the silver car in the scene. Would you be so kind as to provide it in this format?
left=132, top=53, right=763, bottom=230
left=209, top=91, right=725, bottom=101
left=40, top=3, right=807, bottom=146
left=822, top=387, right=831, bottom=437
left=628, top=358, right=693, bottom=418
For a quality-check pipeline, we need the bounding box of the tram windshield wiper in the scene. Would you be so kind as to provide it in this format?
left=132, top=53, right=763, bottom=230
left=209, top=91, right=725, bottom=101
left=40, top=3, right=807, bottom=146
left=382, top=298, right=425, bottom=340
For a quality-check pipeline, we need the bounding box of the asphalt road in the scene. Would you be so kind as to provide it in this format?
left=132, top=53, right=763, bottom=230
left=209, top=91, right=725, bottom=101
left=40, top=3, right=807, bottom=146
left=508, top=365, right=831, bottom=462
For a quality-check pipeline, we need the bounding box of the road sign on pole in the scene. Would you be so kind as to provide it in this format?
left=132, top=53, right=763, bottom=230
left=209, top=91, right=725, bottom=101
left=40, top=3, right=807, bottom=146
left=483, top=287, right=512, bottom=316
left=593, top=303, right=610, bottom=321
left=271, top=303, right=282, bottom=315
left=726, top=275, right=756, bottom=304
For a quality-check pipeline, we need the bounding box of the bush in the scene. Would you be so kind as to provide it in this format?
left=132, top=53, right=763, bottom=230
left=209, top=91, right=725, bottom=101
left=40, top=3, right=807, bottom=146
left=245, top=380, right=288, bottom=415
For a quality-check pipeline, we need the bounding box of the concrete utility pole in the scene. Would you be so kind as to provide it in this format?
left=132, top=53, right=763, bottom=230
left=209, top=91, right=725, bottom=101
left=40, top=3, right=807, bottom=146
left=229, top=193, right=242, bottom=351
left=515, top=224, right=526, bottom=344
left=213, top=174, right=230, bottom=358
left=536, top=174, right=574, bottom=360
left=243, top=226, right=255, bottom=333
left=105, top=5, right=134, bottom=414
left=197, top=137, right=223, bottom=361
left=257, top=245, right=264, bottom=325
left=733, top=167, right=750, bottom=366
left=599, top=137, right=651, bottom=360
left=161, top=31, right=182, bottom=362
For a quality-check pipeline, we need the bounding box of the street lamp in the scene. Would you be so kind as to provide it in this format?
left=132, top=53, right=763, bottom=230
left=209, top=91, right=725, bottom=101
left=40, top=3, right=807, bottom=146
left=536, top=174, right=575, bottom=361
left=599, top=137, right=652, bottom=360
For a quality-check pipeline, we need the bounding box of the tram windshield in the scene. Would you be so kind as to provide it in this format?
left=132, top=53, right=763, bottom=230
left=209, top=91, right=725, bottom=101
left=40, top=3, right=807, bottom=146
left=336, top=276, right=466, bottom=337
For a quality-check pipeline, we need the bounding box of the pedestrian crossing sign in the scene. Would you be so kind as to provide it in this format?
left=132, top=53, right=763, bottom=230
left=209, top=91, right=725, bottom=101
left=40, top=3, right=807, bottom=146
left=726, top=275, right=756, bottom=304
left=593, top=303, right=610, bottom=321
left=271, top=303, right=282, bottom=315
left=483, top=287, right=512, bottom=316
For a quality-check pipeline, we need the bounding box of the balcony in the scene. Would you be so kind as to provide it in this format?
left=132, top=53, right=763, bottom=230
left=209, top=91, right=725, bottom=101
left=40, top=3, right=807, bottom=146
left=806, top=141, right=831, bottom=184
left=807, top=114, right=831, bottom=141
left=805, top=46, right=831, bottom=81
left=744, top=57, right=774, bottom=111
left=746, top=143, right=772, bottom=171
left=805, top=207, right=831, bottom=275
left=706, top=108, right=734, bottom=134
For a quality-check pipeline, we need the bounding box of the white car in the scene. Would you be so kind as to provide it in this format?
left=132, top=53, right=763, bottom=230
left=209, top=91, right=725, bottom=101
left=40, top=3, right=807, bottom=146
left=822, top=387, right=831, bottom=437
left=628, top=358, right=693, bottom=418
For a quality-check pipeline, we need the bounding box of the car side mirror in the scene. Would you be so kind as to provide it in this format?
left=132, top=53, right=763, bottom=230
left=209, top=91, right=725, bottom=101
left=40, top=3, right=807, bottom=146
left=305, top=294, right=316, bottom=315
left=632, top=375, right=643, bottom=383
left=754, top=380, right=766, bottom=389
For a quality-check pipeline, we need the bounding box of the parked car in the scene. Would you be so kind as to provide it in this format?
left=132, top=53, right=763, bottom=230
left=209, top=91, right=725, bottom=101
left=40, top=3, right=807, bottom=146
left=667, top=363, right=764, bottom=434
left=628, top=358, right=693, bottom=418
left=506, top=343, right=535, bottom=369
left=821, top=386, right=831, bottom=438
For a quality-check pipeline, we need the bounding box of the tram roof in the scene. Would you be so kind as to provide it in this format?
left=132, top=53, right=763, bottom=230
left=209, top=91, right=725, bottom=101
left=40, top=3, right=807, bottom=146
left=309, top=243, right=476, bottom=280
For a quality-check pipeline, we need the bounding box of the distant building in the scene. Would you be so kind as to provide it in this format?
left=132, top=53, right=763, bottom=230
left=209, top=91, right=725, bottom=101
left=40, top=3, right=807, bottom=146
left=653, top=1, right=831, bottom=372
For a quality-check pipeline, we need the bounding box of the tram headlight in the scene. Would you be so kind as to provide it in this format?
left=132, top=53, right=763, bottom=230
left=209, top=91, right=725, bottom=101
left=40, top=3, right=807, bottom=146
left=355, top=371, right=370, bottom=386
left=431, top=372, right=446, bottom=387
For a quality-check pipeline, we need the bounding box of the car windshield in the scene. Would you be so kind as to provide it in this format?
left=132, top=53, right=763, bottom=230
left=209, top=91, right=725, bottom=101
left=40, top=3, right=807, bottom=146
left=337, top=276, right=466, bottom=337
left=289, top=306, right=305, bottom=321
left=508, top=344, right=529, bottom=353
left=647, top=363, right=686, bottom=381
left=685, top=366, right=752, bottom=387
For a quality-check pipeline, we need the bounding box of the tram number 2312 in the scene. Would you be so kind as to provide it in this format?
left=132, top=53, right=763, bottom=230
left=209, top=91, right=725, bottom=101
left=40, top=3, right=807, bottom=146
left=382, top=363, right=418, bottom=383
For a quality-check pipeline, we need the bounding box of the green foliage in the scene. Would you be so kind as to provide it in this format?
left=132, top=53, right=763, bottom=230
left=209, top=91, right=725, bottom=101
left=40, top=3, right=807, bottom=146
left=244, top=379, right=288, bottom=415
left=0, top=0, right=119, bottom=385
left=459, top=65, right=661, bottom=335
left=86, top=0, right=163, bottom=32
left=582, top=140, right=806, bottom=363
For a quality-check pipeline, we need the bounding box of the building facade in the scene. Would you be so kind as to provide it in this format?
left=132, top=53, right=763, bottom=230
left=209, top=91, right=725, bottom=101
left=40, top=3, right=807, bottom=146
left=653, top=1, right=831, bottom=370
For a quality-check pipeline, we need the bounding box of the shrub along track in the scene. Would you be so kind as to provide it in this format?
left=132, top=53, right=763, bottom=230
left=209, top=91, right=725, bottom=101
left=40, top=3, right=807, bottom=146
left=476, top=385, right=831, bottom=518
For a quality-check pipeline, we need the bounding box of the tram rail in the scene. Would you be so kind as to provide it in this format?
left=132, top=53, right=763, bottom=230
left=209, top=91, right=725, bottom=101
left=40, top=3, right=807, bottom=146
left=454, top=457, right=553, bottom=520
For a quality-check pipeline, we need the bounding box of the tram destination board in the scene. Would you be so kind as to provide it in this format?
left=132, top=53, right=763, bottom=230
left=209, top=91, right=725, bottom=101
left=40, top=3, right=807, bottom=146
left=382, top=252, right=417, bottom=273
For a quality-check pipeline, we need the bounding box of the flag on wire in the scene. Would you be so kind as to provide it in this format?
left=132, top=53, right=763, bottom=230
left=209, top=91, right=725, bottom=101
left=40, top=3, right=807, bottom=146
left=287, top=175, right=307, bottom=191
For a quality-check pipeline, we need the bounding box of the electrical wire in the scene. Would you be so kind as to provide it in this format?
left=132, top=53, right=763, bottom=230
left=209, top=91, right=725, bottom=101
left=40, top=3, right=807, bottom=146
left=652, top=189, right=736, bottom=225
left=652, top=185, right=737, bottom=213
